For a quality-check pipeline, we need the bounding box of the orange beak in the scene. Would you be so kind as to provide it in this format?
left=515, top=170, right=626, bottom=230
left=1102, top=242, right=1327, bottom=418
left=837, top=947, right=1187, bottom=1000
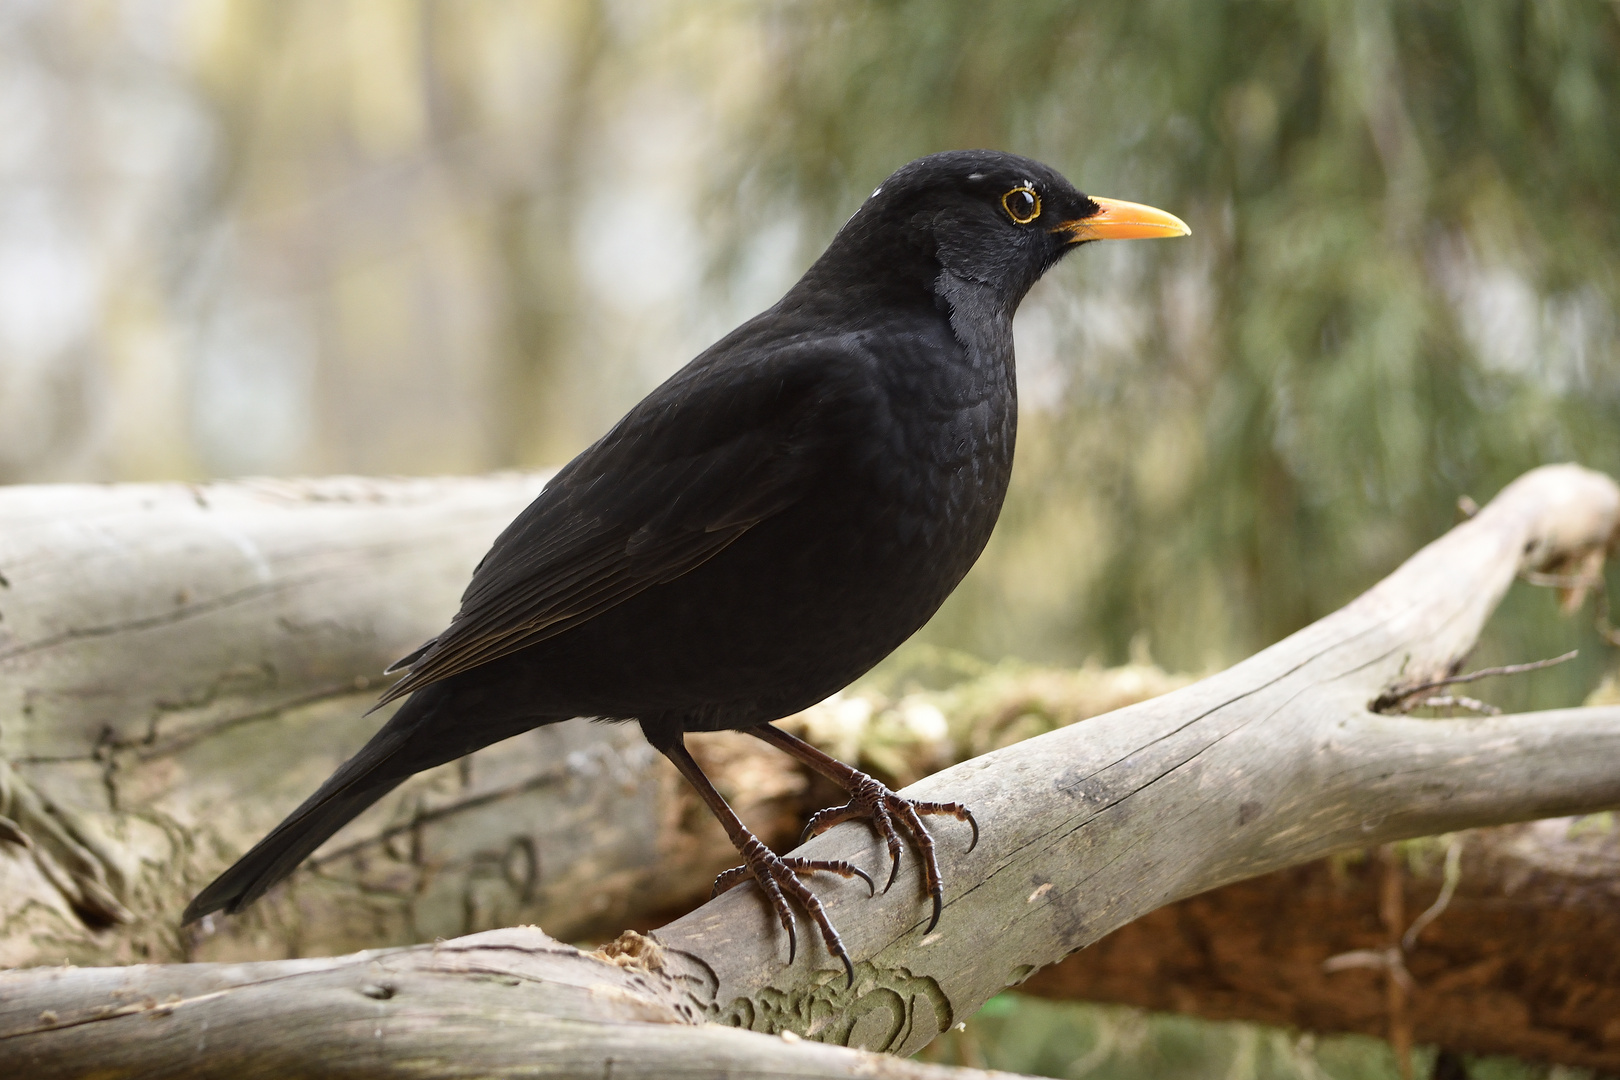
left=1054, top=196, right=1191, bottom=242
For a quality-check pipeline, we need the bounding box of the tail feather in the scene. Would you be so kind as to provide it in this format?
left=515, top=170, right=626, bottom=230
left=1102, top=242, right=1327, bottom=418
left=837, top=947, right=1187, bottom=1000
left=182, top=774, right=403, bottom=923
left=181, top=704, right=429, bottom=924
left=185, top=669, right=564, bottom=926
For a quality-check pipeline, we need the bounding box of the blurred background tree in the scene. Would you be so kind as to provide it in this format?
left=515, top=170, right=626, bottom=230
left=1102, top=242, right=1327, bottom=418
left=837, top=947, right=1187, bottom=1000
left=0, top=1, right=1616, bottom=1075
left=723, top=0, right=1620, bottom=702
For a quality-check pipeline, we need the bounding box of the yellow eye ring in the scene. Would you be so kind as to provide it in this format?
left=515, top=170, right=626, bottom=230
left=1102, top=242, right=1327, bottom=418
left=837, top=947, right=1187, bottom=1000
left=1002, top=185, right=1041, bottom=224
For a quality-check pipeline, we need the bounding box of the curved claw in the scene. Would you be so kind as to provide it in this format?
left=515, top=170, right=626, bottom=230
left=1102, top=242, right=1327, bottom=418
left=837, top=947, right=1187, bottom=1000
left=800, top=777, right=979, bottom=937
left=838, top=861, right=877, bottom=898
left=801, top=803, right=859, bottom=844
left=781, top=856, right=877, bottom=899
left=875, top=802, right=902, bottom=892
left=714, top=847, right=862, bottom=984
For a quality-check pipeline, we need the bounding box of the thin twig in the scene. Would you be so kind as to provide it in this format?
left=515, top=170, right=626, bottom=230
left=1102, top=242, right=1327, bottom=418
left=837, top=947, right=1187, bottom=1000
left=1324, top=837, right=1471, bottom=1080
left=1379, top=844, right=1413, bottom=1080
left=1371, top=650, right=1577, bottom=713
left=1403, top=836, right=1463, bottom=952
left=1321, top=946, right=1414, bottom=992
left=1325, top=834, right=1465, bottom=998
left=1404, top=650, right=1579, bottom=693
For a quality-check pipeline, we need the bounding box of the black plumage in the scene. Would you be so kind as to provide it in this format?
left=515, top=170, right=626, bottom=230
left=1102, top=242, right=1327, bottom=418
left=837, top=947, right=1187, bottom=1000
left=183, top=150, right=1188, bottom=980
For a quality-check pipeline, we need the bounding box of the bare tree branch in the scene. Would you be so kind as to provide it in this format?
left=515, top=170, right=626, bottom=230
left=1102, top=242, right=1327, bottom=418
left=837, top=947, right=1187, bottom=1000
left=653, top=464, right=1620, bottom=1057
left=1, top=463, right=1617, bottom=1078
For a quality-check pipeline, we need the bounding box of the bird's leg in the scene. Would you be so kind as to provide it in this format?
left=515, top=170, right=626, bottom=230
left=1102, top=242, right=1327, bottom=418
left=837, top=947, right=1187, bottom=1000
left=652, top=733, right=871, bottom=984
left=748, top=723, right=978, bottom=934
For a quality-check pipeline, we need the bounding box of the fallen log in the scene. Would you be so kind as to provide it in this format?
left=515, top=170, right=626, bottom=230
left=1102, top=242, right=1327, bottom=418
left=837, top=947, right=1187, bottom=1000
left=0, top=472, right=814, bottom=967
left=1, top=463, right=1618, bottom=1078
left=0, top=473, right=1190, bottom=971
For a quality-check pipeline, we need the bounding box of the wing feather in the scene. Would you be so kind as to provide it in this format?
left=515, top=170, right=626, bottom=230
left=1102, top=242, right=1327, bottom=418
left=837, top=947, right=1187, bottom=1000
left=373, top=338, right=867, bottom=708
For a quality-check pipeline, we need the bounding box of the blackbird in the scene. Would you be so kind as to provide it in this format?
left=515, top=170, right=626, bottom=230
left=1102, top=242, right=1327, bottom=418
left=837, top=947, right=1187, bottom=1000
left=183, top=150, right=1188, bottom=979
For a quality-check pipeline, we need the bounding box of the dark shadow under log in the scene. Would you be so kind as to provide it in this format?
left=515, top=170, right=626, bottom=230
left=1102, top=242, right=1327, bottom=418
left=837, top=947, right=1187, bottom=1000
left=1022, top=818, right=1620, bottom=1071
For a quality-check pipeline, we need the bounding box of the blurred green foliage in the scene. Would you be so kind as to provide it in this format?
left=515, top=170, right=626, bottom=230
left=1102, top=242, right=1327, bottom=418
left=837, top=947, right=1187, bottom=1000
left=720, top=0, right=1620, bottom=701
left=3, top=6, right=1616, bottom=1075
left=917, top=995, right=1591, bottom=1080
left=7, top=0, right=1614, bottom=700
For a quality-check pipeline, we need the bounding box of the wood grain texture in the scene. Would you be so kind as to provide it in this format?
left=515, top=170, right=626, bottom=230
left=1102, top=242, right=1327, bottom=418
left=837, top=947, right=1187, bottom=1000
left=652, top=464, right=1620, bottom=1054
left=0, top=473, right=806, bottom=968
left=1, top=928, right=1015, bottom=1080
left=1, top=463, right=1617, bottom=1078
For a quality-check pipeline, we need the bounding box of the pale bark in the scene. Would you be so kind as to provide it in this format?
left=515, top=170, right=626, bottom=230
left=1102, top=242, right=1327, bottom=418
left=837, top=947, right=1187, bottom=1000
left=655, top=464, right=1620, bottom=1054
left=1, top=463, right=1618, bottom=1079
left=0, top=928, right=1017, bottom=1080
left=0, top=473, right=811, bottom=968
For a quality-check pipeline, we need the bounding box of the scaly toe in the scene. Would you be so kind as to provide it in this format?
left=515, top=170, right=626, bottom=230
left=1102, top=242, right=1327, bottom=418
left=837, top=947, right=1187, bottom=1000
left=720, top=843, right=861, bottom=985
left=803, top=773, right=977, bottom=934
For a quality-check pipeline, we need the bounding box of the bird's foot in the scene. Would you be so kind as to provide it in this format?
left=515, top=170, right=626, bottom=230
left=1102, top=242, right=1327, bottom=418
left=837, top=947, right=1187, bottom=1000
left=802, top=772, right=978, bottom=934
left=711, top=835, right=874, bottom=985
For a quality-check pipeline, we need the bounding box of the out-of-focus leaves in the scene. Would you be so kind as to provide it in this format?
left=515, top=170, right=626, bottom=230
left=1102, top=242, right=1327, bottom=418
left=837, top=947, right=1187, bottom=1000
left=0, top=0, right=1613, bottom=697
left=784, top=647, right=1190, bottom=789
left=716, top=1, right=1620, bottom=694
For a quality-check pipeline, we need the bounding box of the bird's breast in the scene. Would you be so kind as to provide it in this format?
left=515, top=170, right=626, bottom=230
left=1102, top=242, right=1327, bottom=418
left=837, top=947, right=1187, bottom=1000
left=834, top=344, right=1016, bottom=585
left=501, top=310, right=1022, bottom=726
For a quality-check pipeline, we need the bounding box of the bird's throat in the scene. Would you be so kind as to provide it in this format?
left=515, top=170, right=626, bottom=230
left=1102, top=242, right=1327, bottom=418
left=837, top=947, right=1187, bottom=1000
left=935, top=270, right=1015, bottom=379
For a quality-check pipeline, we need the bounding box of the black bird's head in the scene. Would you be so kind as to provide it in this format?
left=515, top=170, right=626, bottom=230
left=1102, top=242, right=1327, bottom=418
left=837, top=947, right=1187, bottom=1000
left=800, top=149, right=1189, bottom=314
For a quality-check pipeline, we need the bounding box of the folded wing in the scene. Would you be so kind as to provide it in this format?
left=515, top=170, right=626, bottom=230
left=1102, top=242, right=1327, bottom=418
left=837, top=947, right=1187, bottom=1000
left=373, top=339, right=864, bottom=707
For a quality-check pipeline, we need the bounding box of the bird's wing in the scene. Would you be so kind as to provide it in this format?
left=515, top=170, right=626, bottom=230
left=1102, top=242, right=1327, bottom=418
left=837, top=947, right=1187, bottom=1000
left=372, top=337, right=869, bottom=707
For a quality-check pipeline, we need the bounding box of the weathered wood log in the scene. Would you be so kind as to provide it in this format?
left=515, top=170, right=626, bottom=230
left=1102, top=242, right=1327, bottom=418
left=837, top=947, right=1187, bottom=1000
left=652, top=464, right=1620, bottom=1051
left=0, top=473, right=1198, bottom=973
left=0, top=928, right=1020, bottom=1080
left=0, top=473, right=817, bottom=968
left=2, top=463, right=1618, bottom=1078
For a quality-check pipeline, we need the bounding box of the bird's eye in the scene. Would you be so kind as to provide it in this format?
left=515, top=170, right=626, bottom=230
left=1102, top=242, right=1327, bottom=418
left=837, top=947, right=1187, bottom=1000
left=1001, top=186, right=1041, bottom=224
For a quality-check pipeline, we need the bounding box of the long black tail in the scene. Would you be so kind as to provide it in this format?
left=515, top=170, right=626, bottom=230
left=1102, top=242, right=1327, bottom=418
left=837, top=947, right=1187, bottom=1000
left=182, top=681, right=550, bottom=924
